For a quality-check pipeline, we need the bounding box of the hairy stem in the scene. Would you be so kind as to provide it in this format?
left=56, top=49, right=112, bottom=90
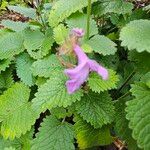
left=87, top=0, right=92, bottom=39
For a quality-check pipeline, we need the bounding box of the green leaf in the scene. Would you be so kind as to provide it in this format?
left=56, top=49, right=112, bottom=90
left=4, top=147, right=15, bottom=150
left=31, top=54, right=64, bottom=78
left=114, top=99, right=140, bottom=150
left=48, top=0, right=97, bottom=27
left=0, top=83, right=37, bottom=139
left=128, top=50, right=150, bottom=74
left=0, top=32, right=24, bottom=59
left=8, top=5, right=36, bottom=19
left=120, top=19, right=150, bottom=52
left=74, top=116, right=112, bottom=149
left=75, top=92, right=115, bottom=128
left=126, top=74, right=150, bottom=150
left=96, top=0, right=133, bottom=16
left=86, top=35, right=117, bottom=55
left=1, top=20, right=29, bottom=32
left=23, top=29, right=54, bottom=59
left=0, top=59, right=12, bottom=73
left=67, top=12, right=98, bottom=37
left=53, top=24, right=69, bottom=44
left=32, top=73, right=83, bottom=113
left=16, top=53, right=35, bottom=86
left=88, top=69, right=119, bottom=93
left=0, top=69, right=14, bottom=90
left=0, top=129, right=33, bottom=150
left=31, top=115, right=75, bottom=150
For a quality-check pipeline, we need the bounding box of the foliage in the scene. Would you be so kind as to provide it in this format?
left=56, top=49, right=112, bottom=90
left=0, top=0, right=150, bottom=149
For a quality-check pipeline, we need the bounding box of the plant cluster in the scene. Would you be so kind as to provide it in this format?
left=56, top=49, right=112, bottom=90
left=0, top=0, right=150, bottom=149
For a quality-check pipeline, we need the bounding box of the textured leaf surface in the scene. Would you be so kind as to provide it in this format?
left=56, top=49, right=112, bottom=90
left=86, top=35, right=117, bottom=55
left=32, top=116, right=75, bottom=150
left=0, top=59, right=12, bottom=73
left=120, top=19, right=150, bottom=52
left=31, top=54, right=64, bottom=78
left=75, top=92, right=115, bottom=128
left=8, top=5, right=36, bottom=19
left=1, top=20, right=29, bottom=32
left=0, top=32, right=24, bottom=59
left=126, top=74, right=150, bottom=150
left=94, top=0, right=133, bottom=16
left=53, top=24, right=69, bottom=44
left=48, top=0, right=97, bottom=27
left=0, top=130, right=33, bottom=150
left=0, top=69, right=14, bottom=90
left=16, top=53, right=35, bottom=86
left=74, top=116, right=112, bottom=149
left=67, top=12, right=98, bottom=37
left=88, top=69, right=119, bottom=93
left=23, top=29, right=53, bottom=59
left=32, top=74, right=83, bottom=112
left=114, top=99, right=139, bottom=150
left=0, top=83, right=37, bottom=139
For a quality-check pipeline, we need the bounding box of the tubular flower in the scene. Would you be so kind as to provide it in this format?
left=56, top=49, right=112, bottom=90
left=64, top=29, right=108, bottom=94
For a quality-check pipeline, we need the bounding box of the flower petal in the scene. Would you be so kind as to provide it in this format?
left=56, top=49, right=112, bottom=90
left=88, top=60, right=108, bottom=80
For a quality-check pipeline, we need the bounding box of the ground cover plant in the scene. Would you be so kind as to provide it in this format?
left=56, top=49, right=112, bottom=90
left=0, top=0, right=150, bottom=149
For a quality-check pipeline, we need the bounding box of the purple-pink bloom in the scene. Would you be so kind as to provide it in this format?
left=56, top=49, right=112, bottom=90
left=64, top=29, right=108, bottom=94
left=64, top=45, right=108, bottom=94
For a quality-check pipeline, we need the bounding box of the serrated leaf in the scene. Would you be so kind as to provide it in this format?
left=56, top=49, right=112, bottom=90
left=88, top=69, right=119, bottom=93
left=67, top=12, right=98, bottom=37
left=74, top=116, right=112, bottom=149
left=0, top=32, right=24, bottom=59
left=0, top=59, right=12, bottom=73
left=0, top=83, right=37, bottom=139
left=0, top=129, right=33, bottom=150
left=8, top=5, right=36, bottom=19
left=48, top=0, right=97, bottom=27
left=114, top=99, right=140, bottom=150
left=23, top=29, right=54, bottom=59
left=75, top=92, right=115, bottom=128
left=120, top=19, right=150, bottom=52
left=1, top=20, right=29, bottom=32
left=31, top=54, right=64, bottom=78
left=126, top=75, right=150, bottom=150
left=16, top=52, right=35, bottom=86
left=86, top=35, right=117, bottom=55
left=31, top=115, right=75, bottom=150
left=32, top=73, right=83, bottom=113
left=4, top=147, right=16, bottom=150
left=53, top=24, right=69, bottom=44
left=95, top=0, right=133, bottom=16
left=0, top=69, right=14, bottom=90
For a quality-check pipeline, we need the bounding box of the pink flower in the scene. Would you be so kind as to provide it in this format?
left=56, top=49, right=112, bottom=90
left=64, top=29, right=108, bottom=94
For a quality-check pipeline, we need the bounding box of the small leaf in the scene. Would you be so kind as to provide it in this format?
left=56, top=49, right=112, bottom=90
left=0, top=59, right=12, bottom=73
left=75, top=92, right=115, bottom=128
left=74, top=116, right=112, bottom=149
left=31, top=115, right=75, bottom=150
left=53, top=24, right=69, bottom=44
left=16, top=52, right=35, bottom=86
left=88, top=69, right=119, bottom=93
left=120, top=19, right=150, bottom=52
left=86, top=35, right=117, bottom=55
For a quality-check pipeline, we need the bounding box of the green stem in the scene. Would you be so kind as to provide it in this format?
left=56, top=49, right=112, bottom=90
left=87, top=0, right=92, bottom=39
left=117, top=70, right=136, bottom=93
